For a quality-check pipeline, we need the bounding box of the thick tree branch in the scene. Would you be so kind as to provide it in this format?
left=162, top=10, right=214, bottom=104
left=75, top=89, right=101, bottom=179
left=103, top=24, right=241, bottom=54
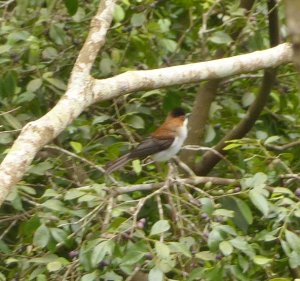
left=92, top=43, right=291, bottom=101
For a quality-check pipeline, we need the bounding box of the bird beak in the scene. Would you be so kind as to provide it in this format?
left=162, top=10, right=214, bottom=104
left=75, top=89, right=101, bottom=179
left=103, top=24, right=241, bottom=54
left=186, top=113, right=191, bottom=119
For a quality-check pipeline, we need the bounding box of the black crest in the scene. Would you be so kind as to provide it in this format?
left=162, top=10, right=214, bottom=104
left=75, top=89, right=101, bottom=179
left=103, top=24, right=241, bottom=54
left=170, top=107, right=185, bottom=117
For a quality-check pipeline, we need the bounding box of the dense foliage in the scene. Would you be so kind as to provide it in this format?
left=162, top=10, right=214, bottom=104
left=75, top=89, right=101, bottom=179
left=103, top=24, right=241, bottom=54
left=0, top=0, right=300, bottom=280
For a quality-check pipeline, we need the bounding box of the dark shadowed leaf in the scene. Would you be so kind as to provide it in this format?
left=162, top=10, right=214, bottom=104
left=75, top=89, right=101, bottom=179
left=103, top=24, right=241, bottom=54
left=63, top=0, right=78, bottom=16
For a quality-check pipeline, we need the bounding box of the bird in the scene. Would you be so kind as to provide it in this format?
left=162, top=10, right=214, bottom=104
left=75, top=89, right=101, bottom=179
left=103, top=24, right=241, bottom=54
left=105, top=107, right=189, bottom=174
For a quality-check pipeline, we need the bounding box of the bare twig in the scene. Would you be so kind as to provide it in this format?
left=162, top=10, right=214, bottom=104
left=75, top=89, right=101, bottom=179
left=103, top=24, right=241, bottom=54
left=102, top=196, right=114, bottom=231
left=265, top=140, right=300, bottom=151
left=117, top=176, right=238, bottom=194
left=0, top=107, right=21, bottom=116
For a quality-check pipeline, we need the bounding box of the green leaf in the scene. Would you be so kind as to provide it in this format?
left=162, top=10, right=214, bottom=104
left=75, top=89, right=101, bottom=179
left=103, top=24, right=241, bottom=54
left=0, top=240, right=10, bottom=254
left=200, top=197, right=214, bottom=215
left=242, top=92, right=255, bottom=107
left=50, top=228, right=68, bottom=244
left=264, top=135, right=280, bottom=145
left=0, top=132, right=13, bottom=144
left=2, top=113, right=22, bottom=129
left=3, top=70, right=17, bottom=96
left=155, top=241, right=170, bottom=258
left=92, top=115, right=110, bottom=125
left=188, top=268, right=204, bottom=281
left=63, top=0, right=78, bottom=16
left=81, top=271, right=97, bottom=281
left=47, top=260, right=62, bottom=272
left=0, top=45, right=11, bottom=54
left=256, top=130, right=268, bottom=140
left=131, top=13, right=146, bottom=27
left=249, top=189, right=269, bottom=216
left=223, top=143, right=242, bottom=150
left=42, top=189, right=59, bottom=198
left=30, top=254, right=58, bottom=264
left=158, top=19, right=171, bottom=33
left=100, top=57, right=113, bottom=75
left=156, top=255, right=175, bottom=273
left=219, top=241, right=233, bottom=256
left=288, top=251, right=300, bottom=268
left=244, top=172, right=268, bottom=189
left=208, top=229, right=223, bottom=251
left=132, top=159, right=142, bottom=174
left=160, top=38, right=177, bottom=53
left=65, top=188, right=85, bottom=200
left=195, top=251, right=216, bottom=261
left=42, top=199, right=65, bottom=212
left=234, top=197, right=253, bottom=225
left=27, top=78, right=42, bottom=92
left=45, top=77, right=67, bottom=90
left=230, top=237, right=255, bottom=258
left=29, top=161, right=53, bottom=175
left=113, top=4, right=125, bottom=22
left=168, top=242, right=191, bottom=257
left=179, top=236, right=196, bottom=249
left=209, top=31, right=232, bottom=45
left=70, top=141, right=83, bottom=153
left=150, top=220, right=170, bottom=236
left=49, top=24, right=66, bottom=45
left=91, top=240, right=114, bottom=268
left=149, top=267, right=164, bottom=281
left=285, top=230, right=300, bottom=253
left=126, top=115, right=145, bottom=129
left=253, top=255, right=272, bottom=265
left=78, top=194, right=98, bottom=203
left=120, top=251, right=145, bottom=266
left=204, top=124, right=216, bottom=143
left=213, top=209, right=234, bottom=218
left=33, top=224, right=50, bottom=248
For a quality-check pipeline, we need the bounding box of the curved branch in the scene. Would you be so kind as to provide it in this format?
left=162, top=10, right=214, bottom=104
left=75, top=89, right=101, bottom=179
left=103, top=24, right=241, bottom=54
left=92, top=43, right=291, bottom=101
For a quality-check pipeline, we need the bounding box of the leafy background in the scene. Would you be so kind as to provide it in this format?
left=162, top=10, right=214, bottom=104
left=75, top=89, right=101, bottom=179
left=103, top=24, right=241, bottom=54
left=0, top=0, right=300, bottom=280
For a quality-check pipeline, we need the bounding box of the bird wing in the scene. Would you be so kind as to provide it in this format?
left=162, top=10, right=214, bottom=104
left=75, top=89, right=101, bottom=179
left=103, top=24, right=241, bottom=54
left=129, top=137, right=174, bottom=159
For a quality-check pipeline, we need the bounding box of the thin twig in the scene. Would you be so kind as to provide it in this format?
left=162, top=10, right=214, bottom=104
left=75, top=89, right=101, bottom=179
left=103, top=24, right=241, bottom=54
left=102, top=196, right=114, bottom=231
left=0, top=106, right=21, bottom=116
left=0, top=220, right=17, bottom=240
left=117, top=176, right=238, bottom=194
left=265, top=140, right=300, bottom=151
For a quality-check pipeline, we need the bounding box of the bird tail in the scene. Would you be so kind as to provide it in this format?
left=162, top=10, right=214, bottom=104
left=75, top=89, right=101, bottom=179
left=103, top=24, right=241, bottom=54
left=105, top=154, right=131, bottom=174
